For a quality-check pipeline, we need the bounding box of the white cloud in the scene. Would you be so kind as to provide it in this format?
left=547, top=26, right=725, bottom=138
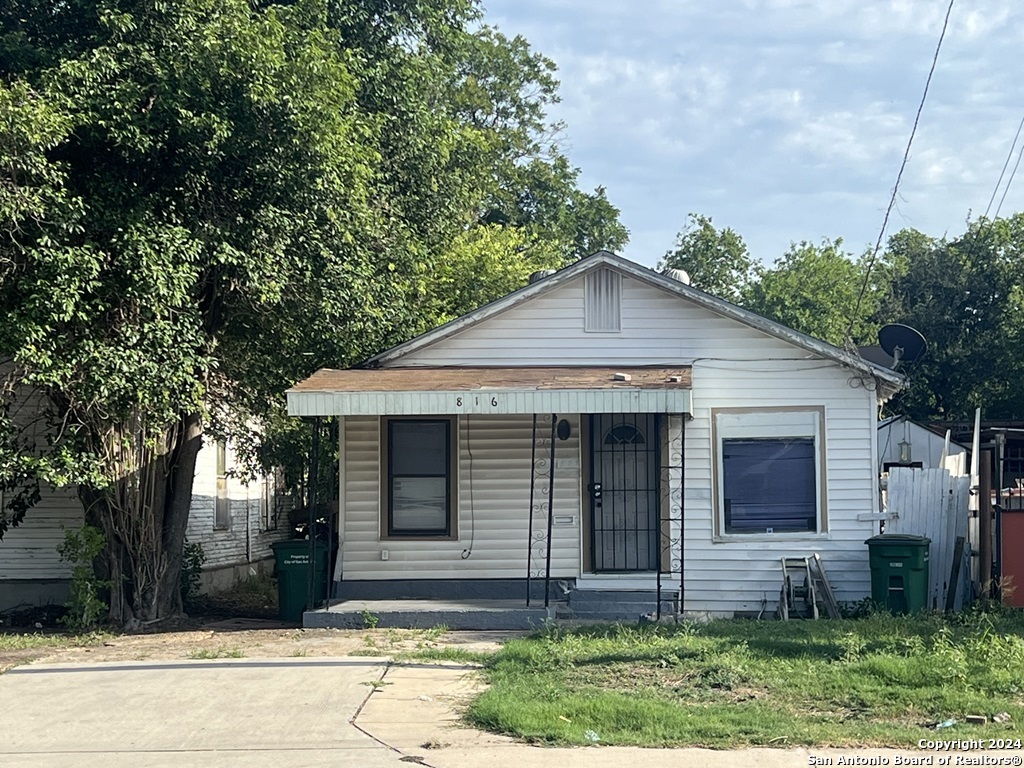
left=483, top=0, right=1024, bottom=265
left=782, top=106, right=907, bottom=166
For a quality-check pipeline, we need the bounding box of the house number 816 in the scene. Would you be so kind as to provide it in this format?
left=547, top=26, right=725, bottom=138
left=454, top=397, right=499, bottom=407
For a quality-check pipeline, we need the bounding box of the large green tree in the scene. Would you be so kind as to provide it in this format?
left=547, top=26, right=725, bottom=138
left=879, top=217, right=1024, bottom=421
left=0, top=0, right=626, bottom=625
left=659, top=213, right=753, bottom=303
left=743, top=238, right=887, bottom=347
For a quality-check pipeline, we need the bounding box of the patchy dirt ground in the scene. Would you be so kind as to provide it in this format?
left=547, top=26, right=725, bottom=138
left=0, top=620, right=517, bottom=673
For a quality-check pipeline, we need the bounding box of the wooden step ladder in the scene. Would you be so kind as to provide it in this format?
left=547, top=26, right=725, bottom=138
left=778, top=554, right=841, bottom=620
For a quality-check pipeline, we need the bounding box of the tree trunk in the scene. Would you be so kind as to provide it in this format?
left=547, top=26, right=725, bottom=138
left=80, top=411, right=204, bottom=628
left=80, top=487, right=133, bottom=625
left=155, top=411, right=203, bottom=619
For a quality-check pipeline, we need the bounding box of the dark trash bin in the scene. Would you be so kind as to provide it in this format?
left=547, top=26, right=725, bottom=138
left=271, top=539, right=330, bottom=623
left=865, top=534, right=931, bottom=614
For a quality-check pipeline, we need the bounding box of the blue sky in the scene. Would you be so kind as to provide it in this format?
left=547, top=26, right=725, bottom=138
left=483, top=0, right=1024, bottom=267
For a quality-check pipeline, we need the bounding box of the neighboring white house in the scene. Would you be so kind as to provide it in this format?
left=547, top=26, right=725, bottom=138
left=182, top=438, right=292, bottom=592
left=0, top=436, right=290, bottom=611
left=877, top=415, right=968, bottom=473
left=287, top=251, right=906, bottom=619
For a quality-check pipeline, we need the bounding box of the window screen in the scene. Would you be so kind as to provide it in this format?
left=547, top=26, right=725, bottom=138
left=387, top=420, right=451, bottom=535
left=722, top=438, right=816, bottom=533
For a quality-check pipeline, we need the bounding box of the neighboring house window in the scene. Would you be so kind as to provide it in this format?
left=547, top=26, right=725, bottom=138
left=215, top=440, right=230, bottom=530
left=261, top=469, right=287, bottom=532
left=261, top=476, right=274, bottom=532
left=714, top=408, right=826, bottom=536
left=584, top=267, right=622, bottom=332
left=382, top=418, right=457, bottom=538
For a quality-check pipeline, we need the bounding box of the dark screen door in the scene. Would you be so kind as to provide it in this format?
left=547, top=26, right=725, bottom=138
left=590, top=414, right=660, bottom=571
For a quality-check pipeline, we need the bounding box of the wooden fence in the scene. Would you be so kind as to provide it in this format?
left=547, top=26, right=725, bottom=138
left=885, top=467, right=971, bottom=611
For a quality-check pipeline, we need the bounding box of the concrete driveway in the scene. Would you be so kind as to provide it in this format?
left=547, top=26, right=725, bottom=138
left=0, top=656, right=963, bottom=768
left=0, top=657, right=403, bottom=768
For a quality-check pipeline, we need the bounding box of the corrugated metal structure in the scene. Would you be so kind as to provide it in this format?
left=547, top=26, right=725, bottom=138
left=290, top=252, right=905, bottom=620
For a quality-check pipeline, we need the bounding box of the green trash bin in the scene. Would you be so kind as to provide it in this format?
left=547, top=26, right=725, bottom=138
left=271, top=539, right=330, bottom=623
left=865, top=534, right=931, bottom=614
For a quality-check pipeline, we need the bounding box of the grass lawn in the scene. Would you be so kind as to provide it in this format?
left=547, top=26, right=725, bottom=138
left=467, top=610, right=1024, bottom=748
left=0, top=630, right=109, bottom=652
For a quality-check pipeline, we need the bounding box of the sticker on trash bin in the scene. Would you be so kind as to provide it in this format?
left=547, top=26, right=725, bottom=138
left=282, top=554, right=310, bottom=566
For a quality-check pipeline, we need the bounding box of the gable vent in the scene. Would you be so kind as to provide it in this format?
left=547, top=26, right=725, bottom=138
left=584, top=268, right=622, bottom=332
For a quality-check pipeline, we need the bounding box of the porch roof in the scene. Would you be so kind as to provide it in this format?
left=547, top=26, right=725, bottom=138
left=286, top=366, right=692, bottom=416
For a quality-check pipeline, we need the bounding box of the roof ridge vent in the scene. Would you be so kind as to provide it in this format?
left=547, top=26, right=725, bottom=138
left=662, top=267, right=691, bottom=285
left=528, top=269, right=556, bottom=284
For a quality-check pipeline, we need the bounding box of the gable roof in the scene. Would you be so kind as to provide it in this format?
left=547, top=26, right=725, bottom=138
left=365, top=251, right=906, bottom=390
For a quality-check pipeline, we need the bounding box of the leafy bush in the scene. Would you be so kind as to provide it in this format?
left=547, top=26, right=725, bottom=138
left=180, top=539, right=206, bottom=606
left=56, top=525, right=111, bottom=630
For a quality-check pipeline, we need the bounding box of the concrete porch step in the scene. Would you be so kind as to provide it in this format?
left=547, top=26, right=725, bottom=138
left=570, top=589, right=678, bottom=603
left=567, top=588, right=678, bottom=621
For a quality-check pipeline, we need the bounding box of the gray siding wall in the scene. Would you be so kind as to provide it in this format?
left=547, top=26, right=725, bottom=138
left=340, top=414, right=582, bottom=580
left=185, top=437, right=289, bottom=570
left=0, top=486, right=80, bottom=582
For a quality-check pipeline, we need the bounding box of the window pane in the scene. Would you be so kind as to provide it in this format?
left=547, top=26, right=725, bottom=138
left=391, top=477, right=448, bottom=532
left=215, top=477, right=230, bottom=530
left=723, top=438, right=816, bottom=533
left=390, top=421, right=447, bottom=476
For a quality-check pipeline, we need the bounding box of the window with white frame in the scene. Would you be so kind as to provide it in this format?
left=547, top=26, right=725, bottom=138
left=714, top=408, right=825, bottom=536
left=214, top=440, right=231, bottom=530
left=381, top=417, right=457, bottom=538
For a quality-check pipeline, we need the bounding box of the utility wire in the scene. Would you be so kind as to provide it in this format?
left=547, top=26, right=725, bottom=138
left=845, top=0, right=956, bottom=346
left=984, top=112, right=1024, bottom=220
left=994, top=140, right=1024, bottom=220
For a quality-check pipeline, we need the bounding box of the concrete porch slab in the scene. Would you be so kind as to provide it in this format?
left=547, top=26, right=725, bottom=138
left=303, top=599, right=555, bottom=630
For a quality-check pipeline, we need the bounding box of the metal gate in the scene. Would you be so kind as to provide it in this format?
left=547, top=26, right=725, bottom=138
left=589, top=414, right=660, bottom=572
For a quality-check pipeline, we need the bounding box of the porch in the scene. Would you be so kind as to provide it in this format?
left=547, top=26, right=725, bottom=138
left=286, top=366, right=692, bottom=625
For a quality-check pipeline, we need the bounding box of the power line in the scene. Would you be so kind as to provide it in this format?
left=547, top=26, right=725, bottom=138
left=994, top=138, right=1024, bottom=220
left=984, top=112, right=1024, bottom=220
left=845, top=0, right=956, bottom=346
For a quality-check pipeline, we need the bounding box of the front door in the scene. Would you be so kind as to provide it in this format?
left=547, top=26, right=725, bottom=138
left=589, top=414, right=660, bottom=572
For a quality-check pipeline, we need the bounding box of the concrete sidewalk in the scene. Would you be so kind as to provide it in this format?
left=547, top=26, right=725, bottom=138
left=0, top=656, right=984, bottom=768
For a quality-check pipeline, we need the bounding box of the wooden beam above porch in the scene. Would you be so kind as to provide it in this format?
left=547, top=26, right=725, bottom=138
left=286, top=366, right=692, bottom=416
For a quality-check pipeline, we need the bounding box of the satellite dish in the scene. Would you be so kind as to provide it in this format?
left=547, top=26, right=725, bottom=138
left=878, top=324, right=927, bottom=368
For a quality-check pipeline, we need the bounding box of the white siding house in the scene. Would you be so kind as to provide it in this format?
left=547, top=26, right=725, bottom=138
left=288, top=252, right=905, bottom=619
left=0, top=436, right=289, bottom=611
left=183, top=436, right=291, bottom=592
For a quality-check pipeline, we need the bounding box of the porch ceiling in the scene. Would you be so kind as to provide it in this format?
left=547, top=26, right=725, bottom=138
left=286, top=366, right=692, bottom=416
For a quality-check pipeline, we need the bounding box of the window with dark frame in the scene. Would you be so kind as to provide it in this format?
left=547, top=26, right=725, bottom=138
left=386, top=419, right=452, bottom=537
left=722, top=437, right=817, bottom=534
